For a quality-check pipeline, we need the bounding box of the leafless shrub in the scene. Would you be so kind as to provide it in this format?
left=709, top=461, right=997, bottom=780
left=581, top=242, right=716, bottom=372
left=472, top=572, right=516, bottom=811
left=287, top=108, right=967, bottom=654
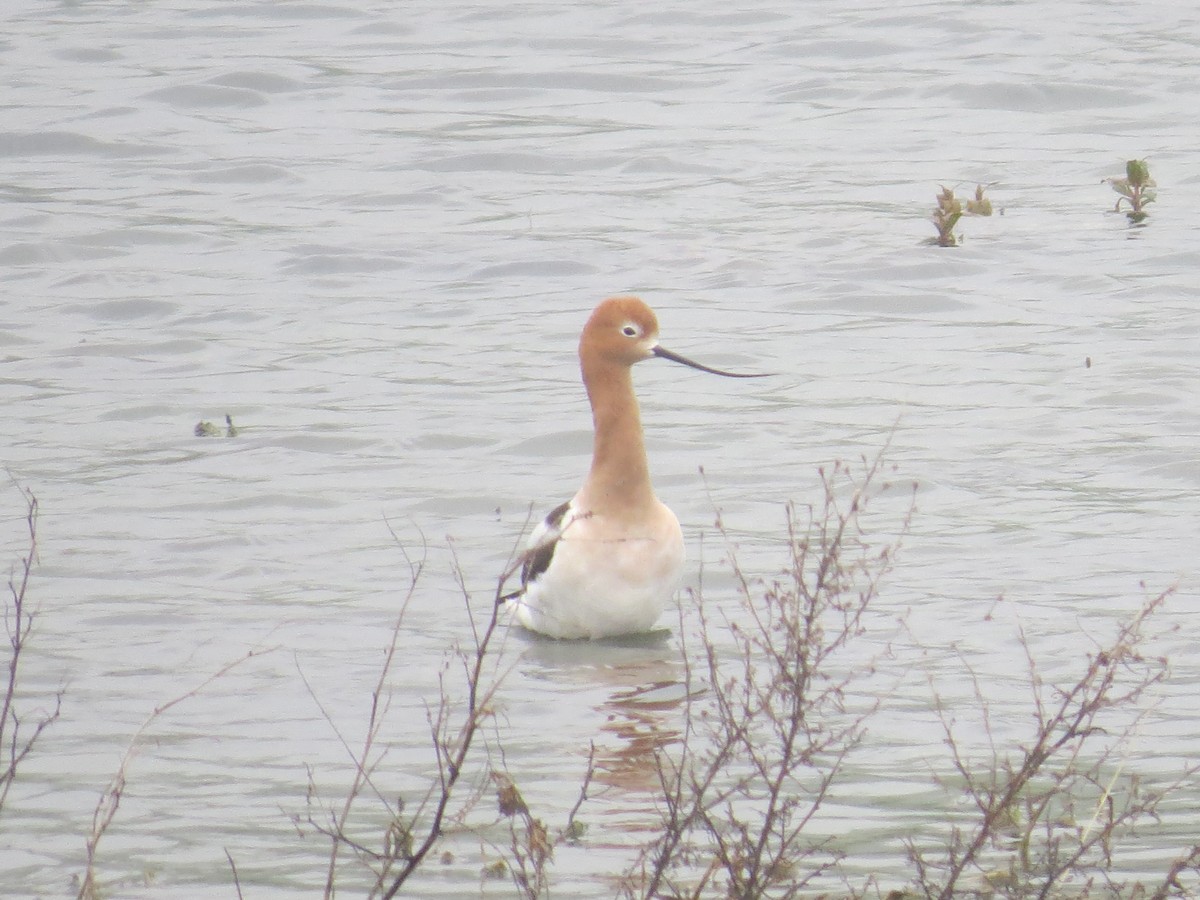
left=906, top=586, right=1195, bottom=899
left=620, top=454, right=915, bottom=899
left=298, top=531, right=519, bottom=898
left=309, top=456, right=1194, bottom=900
left=1, top=483, right=61, bottom=816
left=296, top=534, right=428, bottom=898
left=77, top=648, right=265, bottom=899
left=1148, top=844, right=1200, bottom=900
left=300, top=523, right=583, bottom=899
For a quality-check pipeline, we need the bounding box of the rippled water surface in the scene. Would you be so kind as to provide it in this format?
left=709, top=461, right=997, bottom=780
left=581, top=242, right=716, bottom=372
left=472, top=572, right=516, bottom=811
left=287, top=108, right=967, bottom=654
left=3, top=1, right=1198, bottom=896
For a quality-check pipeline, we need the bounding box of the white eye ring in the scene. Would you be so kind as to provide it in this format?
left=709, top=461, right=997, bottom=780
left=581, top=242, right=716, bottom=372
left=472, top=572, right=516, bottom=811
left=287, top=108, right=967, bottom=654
left=621, top=323, right=639, bottom=338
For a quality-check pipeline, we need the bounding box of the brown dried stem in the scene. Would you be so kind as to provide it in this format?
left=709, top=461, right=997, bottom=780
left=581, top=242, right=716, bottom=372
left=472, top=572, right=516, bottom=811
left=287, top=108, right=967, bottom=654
left=623, top=451, right=914, bottom=899
left=1, top=483, right=61, bottom=815
left=907, top=586, right=1185, bottom=899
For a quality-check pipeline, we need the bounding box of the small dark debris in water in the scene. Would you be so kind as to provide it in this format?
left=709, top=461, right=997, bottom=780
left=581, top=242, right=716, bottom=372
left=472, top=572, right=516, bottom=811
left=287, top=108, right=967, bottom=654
left=481, top=859, right=507, bottom=879
left=195, top=414, right=239, bottom=438
left=1085, top=357, right=1092, bottom=368
left=496, top=777, right=526, bottom=818
left=561, top=818, right=588, bottom=844
left=439, top=850, right=454, bottom=865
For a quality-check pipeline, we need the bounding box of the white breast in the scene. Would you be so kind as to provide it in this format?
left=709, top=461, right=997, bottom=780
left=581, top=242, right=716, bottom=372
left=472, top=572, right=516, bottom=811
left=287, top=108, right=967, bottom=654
left=511, top=500, right=684, bottom=639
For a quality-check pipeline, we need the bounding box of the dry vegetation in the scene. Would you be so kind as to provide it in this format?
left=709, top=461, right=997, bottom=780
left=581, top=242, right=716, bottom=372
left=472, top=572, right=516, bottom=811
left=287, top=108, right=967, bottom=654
left=294, top=454, right=1196, bottom=898
left=2, top=485, right=61, bottom=816
left=4, top=465, right=1197, bottom=898
left=906, top=588, right=1191, bottom=899
left=616, top=456, right=908, bottom=898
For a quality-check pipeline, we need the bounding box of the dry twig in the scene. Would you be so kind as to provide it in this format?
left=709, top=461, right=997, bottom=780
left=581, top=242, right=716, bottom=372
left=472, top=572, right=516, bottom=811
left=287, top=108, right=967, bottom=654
left=2, top=484, right=61, bottom=815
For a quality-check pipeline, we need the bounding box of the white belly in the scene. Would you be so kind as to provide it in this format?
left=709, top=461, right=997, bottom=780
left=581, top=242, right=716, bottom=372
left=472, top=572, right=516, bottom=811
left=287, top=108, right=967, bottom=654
left=513, top=502, right=684, bottom=640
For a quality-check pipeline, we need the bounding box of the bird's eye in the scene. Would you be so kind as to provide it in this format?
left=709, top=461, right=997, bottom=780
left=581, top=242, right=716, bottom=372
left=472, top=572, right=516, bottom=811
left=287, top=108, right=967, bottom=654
left=621, top=324, right=639, bottom=338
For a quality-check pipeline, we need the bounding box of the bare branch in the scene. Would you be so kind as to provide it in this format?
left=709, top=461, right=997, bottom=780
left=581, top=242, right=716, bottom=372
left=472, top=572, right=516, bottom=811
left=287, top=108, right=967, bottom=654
left=909, top=586, right=1179, bottom=900
left=624, top=451, right=912, bottom=898
left=77, top=647, right=271, bottom=899
left=1, top=483, right=62, bottom=815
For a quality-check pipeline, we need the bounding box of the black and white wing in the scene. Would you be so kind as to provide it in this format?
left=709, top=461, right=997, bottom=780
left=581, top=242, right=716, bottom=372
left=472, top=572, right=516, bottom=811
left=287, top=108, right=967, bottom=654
left=520, top=499, right=572, bottom=589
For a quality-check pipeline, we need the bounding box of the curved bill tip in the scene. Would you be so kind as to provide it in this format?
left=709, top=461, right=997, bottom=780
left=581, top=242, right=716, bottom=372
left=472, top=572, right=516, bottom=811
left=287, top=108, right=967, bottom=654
left=652, top=345, right=772, bottom=378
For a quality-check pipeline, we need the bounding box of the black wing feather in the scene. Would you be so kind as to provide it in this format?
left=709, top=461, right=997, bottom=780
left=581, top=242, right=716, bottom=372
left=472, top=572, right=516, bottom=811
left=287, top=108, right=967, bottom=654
left=521, top=500, right=571, bottom=587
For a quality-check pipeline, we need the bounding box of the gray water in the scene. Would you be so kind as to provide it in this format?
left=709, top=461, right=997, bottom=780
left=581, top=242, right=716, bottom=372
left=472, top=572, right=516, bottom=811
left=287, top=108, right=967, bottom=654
left=2, top=0, right=1198, bottom=896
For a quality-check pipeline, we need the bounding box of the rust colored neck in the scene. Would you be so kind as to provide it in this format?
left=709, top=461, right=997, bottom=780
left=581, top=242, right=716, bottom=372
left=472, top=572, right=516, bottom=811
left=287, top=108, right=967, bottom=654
left=577, top=353, right=655, bottom=516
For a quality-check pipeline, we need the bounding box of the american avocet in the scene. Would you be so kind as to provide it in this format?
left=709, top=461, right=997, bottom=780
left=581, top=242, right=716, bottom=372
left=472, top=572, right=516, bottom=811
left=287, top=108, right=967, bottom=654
left=508, top=296, right=766, bottom=640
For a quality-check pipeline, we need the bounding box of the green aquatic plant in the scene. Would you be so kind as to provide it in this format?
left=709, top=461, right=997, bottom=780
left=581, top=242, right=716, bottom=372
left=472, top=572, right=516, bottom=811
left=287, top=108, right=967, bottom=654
left=965, top=184, right=993, bottom=217
left=194, top=414, right=238, bottom=437
left=930, top=184, right=993, bottom=247
left=1108, top=158, right=1156, bottom=223
left=931, top=185, right=963, bottom=247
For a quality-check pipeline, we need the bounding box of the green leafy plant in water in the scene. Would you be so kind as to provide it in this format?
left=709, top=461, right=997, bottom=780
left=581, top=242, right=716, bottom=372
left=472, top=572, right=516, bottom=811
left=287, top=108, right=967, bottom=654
left=931, top=186, right=963, bottom=247
left=1108, top=158, right=1156, bottom=223
left=965, top=184, right=993, bottom=217
left=930, top=184, right=992, bottom=247
left=194, top=414, right=238, bottom=437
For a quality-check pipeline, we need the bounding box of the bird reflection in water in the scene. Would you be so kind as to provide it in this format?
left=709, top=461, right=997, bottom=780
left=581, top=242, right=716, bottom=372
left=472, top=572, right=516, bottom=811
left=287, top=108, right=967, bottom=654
left=593, top=674, right=699, bottom=797
left=514, top=633, right=698, bottom=827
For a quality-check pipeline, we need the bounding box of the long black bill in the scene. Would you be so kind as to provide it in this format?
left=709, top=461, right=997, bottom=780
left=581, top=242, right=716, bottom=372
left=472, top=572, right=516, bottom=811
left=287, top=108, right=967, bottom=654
left=652, top=345, right=770, bottom=378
